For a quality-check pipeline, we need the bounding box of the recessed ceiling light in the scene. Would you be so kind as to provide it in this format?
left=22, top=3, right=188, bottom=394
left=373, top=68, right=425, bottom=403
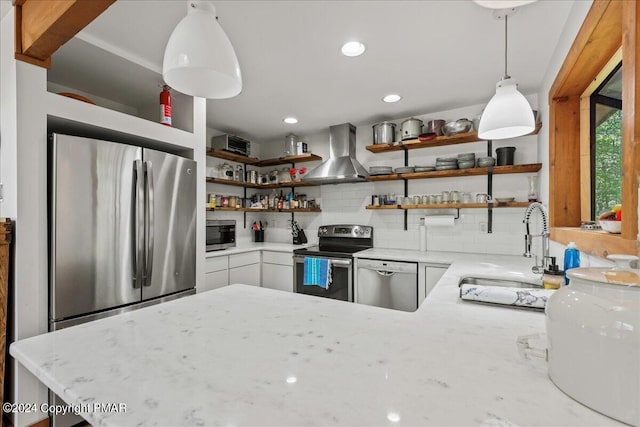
left=473, top=0, right=537, bottom=8
left=283, top=117, right=298, bottom=124
left=341, top=41, right=366, bottom=57
left=382, top=94, right=402, bottom=103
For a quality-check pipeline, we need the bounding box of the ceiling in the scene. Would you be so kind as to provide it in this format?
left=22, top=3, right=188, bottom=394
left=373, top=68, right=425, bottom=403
left=47, top=0, right=575, bottom=142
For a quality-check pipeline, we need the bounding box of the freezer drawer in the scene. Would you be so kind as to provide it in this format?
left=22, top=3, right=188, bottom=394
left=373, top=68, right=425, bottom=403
left=356, top=259, right=418, bottom=312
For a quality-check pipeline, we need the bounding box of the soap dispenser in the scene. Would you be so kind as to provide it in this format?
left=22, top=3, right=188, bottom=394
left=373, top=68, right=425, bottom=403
left=543, top=257, right=564, bottom=290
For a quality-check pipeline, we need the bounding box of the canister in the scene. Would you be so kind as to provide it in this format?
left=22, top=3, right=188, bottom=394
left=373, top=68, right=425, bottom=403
left=372, top=121, right=396, bottom=144
left=285, top=134, right=298, bottom=155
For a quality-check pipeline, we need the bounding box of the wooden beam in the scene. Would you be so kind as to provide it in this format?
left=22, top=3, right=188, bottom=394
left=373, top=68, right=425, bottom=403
left=549, top=95, right=581, bottom=228
left=14, top=0, right=115, bottom=67
left=550, top=0, right=623, bottom=100
left=622, top=0, right=640, bottom=240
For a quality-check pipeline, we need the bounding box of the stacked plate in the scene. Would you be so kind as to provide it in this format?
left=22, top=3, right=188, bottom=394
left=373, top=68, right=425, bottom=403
left=395, top=166, right=415, bottom=174
left=435, top=157, right=458, bottom=171
left=457, top=152, right=476, bottom=169
left=369, top=166, right=393, bottom=175
left=414, top=166, right=436, bottom=172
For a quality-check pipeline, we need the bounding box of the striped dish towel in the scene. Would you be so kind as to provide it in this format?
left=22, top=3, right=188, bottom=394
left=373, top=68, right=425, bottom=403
left=303, top=257, right=331, bottom=289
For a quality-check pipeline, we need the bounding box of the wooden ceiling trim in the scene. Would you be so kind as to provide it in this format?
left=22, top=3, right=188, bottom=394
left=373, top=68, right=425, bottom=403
left=13, top=0, right=115, bottom=68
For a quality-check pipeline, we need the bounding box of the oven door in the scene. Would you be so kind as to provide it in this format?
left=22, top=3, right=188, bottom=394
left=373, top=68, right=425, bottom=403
left=293, top=255, right=352, bottom=302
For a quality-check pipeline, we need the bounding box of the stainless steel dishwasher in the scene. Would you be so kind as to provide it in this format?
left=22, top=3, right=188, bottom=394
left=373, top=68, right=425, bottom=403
left=356, top=259, right=418, bottom=312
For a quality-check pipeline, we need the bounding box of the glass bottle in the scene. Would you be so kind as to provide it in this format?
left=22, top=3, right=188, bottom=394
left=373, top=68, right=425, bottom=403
left=528, top=176, right=538, bottom=202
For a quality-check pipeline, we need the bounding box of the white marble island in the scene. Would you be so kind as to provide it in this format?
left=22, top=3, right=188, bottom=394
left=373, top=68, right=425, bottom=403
left=10, top=254, right=621, bottom=427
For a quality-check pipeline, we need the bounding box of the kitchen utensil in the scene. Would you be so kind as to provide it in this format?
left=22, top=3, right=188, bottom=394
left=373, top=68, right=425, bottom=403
left=414, top=166, right=435, bottom=172
left=494, top=197, right=515, bottom=203
left=401, top=118, right=423, bottom=140
left=369, top=166, right=393, bottom=175
left=246, top=170, right=258, bottom=184
left=450, top=191, right=461, bottom=203
left=413, top=195, right=421, bottom=204
left=476, top=157, right=496, bottom=167
left=394, top=166, right=415, bottom=174
left=457, top=161, right=475, bottom=169
left=425, top=119, right=446, bottom=136
left=285, top=134, right=298, bottom=155
left=436, top=157, right=457, bottom=163
left=234, top=165, right=244, bottom=181
left=442, top=118, right=473, bottom=136
left=418, top=133, right=437, bottom=142
left=599, top=219, right=621, bottom=233
left=219, top=163, right=234, bottom=180
left=476, top=193, right=488, bottom=203
left=441, top=191, right=450, bottom=203
left=372, top=121, right=396, bottom=144
left=457, top=152, right=476, bottom=160
left=496, top=146, right=516, bottom=166
left=543, top=268, right=640, bottom=425
left=462, top=192, right=472, bottom=203
left=435, top=165, right=458, bottom=171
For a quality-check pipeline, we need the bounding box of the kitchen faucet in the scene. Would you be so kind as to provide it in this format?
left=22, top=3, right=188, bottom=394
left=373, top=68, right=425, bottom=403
left=523, top=202, right=550, bottom=274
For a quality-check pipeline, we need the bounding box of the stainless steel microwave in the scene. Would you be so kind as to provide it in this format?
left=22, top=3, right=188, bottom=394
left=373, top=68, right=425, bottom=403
left=210, top=134, right=251, bottom=157
left=206, top=220, right=236, bottom=251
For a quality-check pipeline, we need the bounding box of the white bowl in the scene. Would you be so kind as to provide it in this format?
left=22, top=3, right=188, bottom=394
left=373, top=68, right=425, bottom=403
left=599, top=220, right=621, bottom=233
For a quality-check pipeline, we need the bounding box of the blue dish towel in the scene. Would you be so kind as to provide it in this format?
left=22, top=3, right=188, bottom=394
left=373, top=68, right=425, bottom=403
left=303, top=257, right=331, bottom=289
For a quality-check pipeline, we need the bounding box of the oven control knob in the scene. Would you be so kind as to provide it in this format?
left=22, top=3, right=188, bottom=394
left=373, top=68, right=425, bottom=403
left=354, top=227, right=364, bottom=236
left=319, top=227, right=327, bottom=235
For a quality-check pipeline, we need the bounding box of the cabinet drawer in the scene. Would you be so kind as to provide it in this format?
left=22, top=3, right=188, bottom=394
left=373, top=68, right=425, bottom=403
left=262, top=251, right=293, bottom=266
left=205, top=256, right=229, bottom=273
left=229, top=251, right=260, bottom=268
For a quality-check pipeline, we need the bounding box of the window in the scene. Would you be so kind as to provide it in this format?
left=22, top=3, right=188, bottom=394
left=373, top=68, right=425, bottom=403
left=590, top=63, right=622, bottom=219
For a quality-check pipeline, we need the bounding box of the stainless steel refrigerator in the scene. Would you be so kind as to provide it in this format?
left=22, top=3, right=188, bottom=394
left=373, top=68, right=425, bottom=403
left=50, top=133, right=197, bottom=329
left=49, top=133, right=197, bottom=425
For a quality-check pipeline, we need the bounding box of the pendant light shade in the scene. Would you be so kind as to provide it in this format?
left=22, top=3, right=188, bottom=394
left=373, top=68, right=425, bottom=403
left=162, top=1, right=242, bottom=99
left=477, top=78, right=534, bottom=140
left=477, top=9, right=535, bottom=140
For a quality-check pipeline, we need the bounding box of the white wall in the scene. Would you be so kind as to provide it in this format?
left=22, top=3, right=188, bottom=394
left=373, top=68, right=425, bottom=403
left=534, top=0, right=609, bottom=267
left=210, top=99, right=544, bottom=256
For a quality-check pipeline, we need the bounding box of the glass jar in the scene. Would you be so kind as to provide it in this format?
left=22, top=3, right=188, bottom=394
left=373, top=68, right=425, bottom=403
left=441, top=191, right=451, bottom=203
left=450, top=190, right=461, bottom=203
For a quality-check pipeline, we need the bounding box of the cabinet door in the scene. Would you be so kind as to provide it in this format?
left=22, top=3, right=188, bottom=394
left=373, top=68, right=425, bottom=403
left=200, top=270, right=229, bottom=293
left=425, top=266, right=447, bottom=297
left=262, top=263, right=294, bottom=292
left=229, top=263, right=261, bottom=287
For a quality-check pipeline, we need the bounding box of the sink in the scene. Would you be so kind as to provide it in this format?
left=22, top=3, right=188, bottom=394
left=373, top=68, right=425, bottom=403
left=458, top=276, right=542, bottom=289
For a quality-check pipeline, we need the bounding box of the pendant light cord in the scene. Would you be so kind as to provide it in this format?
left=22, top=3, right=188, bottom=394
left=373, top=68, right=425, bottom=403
left=504, top=14, right=510, bottom=80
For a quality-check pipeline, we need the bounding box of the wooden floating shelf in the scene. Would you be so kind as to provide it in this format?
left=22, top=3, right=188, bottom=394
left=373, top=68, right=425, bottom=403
left=365, top=122, right=543, bottom=153
left=256, top=153, right=322, bottom=167
left=206, top=207, right=321, bottom=213
left=206, top=150, right=322, bottom=167
left=206, top=149, right=260, bottom=165
left=365, top=202, right=532, bottom=210
left=366, top=163, right=542, bottom=182
left=206, top=177, right=317, bottom=189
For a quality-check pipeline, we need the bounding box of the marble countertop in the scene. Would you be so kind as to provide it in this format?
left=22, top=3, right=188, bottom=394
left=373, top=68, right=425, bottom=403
left=10, top=253, right=620, bottom=426
left=206, top=242, right=311, bottom=258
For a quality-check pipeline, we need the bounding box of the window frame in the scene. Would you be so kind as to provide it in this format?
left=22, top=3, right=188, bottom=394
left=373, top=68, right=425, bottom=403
left=548, top=0, right=638, bottom=258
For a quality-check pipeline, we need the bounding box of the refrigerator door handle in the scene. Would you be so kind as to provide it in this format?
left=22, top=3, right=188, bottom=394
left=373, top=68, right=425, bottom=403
left=144, top=160, right=155, bottom=287
left=133, top=160, right=144, bottom=289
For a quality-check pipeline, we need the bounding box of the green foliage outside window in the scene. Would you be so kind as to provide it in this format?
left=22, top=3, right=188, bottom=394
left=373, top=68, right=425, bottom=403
left=594, top=109, right=622, bottom=216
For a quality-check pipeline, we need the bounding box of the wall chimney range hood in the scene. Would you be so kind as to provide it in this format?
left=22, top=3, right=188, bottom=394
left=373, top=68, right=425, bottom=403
left=302, top=123, right=369, bottom=184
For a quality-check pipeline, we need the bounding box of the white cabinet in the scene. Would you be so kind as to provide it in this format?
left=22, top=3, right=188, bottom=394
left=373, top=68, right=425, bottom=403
left=425, top=265, right=447, bottom=297
left=418, top=263, right=448, bottom=305
left=200, top=256, right=230, bottom=293
left=229, top=252, right=261, bottom=287
left=262, top=251, right=294, bottom=292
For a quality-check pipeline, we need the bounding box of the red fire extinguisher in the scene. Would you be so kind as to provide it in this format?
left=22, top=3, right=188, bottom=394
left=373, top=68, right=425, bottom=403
left=160, top=85, right=172, bottom=127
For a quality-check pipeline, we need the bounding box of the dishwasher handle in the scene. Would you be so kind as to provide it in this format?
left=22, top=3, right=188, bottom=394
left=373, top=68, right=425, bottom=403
left=376, top=270, right=395, bottom=277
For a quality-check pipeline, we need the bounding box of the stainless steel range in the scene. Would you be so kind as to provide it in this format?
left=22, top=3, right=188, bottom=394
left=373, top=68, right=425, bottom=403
left=293, top=225, right=373, bottom=302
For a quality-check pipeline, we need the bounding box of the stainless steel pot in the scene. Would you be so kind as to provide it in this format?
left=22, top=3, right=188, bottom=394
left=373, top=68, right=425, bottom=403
left=372, top=121, right=396, bottom=144
left=401, top=118, right=423, bottom=140
left=425, top=119, right=446, bottom=136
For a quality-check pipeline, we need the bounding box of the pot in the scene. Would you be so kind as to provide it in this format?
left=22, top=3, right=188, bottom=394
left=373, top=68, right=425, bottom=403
left=425, top=119, right=446, bottom=136
left=442, top=118, right=473, bottom=136
left=372, top=121, right=396, bottom=144
left=401, top=118, right=423, bottom=140
left=545, top=268, right=640, bottom=425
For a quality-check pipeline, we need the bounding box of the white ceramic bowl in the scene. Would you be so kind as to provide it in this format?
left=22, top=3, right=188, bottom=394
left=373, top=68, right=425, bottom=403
left=599, top=219, right=621, bottom=233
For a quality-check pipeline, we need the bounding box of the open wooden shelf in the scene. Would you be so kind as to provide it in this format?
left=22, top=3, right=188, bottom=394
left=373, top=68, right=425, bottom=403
left=366, top=163, right=542, bottom=182
left=366, top=202, right=532, bottom=210
left=206, top=177, right=317, bottom=189
left=206, top=207, right=321, bottom=213
left=365, top=122, right=542, bottom=153
left=256, top=153, right=322, bottom=167
left=206, top=149, right=260, bottom=164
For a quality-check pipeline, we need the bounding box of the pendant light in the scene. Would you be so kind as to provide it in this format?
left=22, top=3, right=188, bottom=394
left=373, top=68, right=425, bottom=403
left=162, top=1, right=242, bottom=99
left=477, top=9, right=534, bottom=140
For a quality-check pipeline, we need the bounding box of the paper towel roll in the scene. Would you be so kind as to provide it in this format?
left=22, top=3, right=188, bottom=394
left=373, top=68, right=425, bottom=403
left=419, top=224, right=427, bottom=252
left=423, top=215, right=456, bottom=227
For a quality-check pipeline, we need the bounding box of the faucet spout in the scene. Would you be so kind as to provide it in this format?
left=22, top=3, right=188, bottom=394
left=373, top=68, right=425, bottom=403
left=523, top=202, right=550, bottom=273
